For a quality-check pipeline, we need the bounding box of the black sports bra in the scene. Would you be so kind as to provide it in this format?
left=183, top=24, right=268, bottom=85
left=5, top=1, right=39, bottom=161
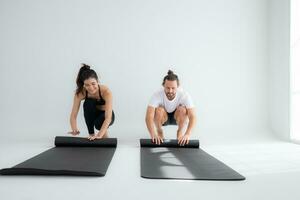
left=85, top=85, right=106, bottom=105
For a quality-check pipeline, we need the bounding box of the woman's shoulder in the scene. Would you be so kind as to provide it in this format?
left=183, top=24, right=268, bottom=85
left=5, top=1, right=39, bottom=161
left=100, top=84, right=112, bottom=96
left=75, top=90, right=86, bottom=101
left=100, top=84, right=110, bottom=92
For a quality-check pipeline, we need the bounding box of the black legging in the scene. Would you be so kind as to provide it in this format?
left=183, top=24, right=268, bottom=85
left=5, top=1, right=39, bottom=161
left=83, top=99, right=115, bottom=135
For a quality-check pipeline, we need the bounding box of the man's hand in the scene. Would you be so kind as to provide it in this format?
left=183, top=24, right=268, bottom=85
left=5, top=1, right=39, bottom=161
left=151, top=134, right=164, bottom=145
left=178, top=133, right=190, bottom=146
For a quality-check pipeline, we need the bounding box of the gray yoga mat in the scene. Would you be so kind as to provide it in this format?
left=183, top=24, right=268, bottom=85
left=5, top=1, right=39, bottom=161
left=0, top=136, right=117, bottom=176
left=140, top=139, right=245, bottom=180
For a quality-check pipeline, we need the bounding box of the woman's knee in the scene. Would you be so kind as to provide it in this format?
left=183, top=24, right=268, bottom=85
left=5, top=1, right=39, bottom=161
left=94, top=115, right=105, bottom=130
left=94, top=111, right=114, bottom=130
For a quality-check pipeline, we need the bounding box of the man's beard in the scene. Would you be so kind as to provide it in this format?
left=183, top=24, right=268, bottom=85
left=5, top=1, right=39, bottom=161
left=166, top=92, right=175, bottom=100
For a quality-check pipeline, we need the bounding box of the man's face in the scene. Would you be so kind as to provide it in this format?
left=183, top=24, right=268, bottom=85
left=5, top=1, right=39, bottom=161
left=164, top=80, right=178, bottom=100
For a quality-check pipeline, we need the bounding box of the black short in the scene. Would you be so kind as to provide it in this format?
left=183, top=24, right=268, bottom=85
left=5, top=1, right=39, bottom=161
left=162, top=110, right=177, bottom=126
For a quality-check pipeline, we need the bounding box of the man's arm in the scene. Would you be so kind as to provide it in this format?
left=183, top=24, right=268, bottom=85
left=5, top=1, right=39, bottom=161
left=145, top=106, right=157, bottom=138
left=145, top=106, right=163, bottom=144
left=185, top=108, right=196, bottom=136
left=178, top=107, right=196, bottom=146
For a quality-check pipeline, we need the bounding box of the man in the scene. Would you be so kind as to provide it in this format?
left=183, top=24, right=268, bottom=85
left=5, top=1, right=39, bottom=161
left=145, top=70, right=196, bottom=146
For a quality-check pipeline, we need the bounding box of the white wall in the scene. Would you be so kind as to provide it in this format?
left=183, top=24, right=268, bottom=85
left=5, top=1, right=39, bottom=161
left=0, top=0, right=271, bottom=142
left=268, top=0, right=290, bottom=141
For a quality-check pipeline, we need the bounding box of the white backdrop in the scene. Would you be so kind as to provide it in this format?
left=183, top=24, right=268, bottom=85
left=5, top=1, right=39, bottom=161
left=0, top=0, right=273, bottom=142
left=269, top=0, right=290, bottom=141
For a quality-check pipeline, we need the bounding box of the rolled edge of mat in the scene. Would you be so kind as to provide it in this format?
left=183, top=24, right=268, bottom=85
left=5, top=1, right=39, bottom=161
left=140, top=139, right=199, bottom=148
left=55, top=136, right=117, bottom=147
left=0, top=168, right=104, bottom=176
left=141, top=174, right=246, bottom=181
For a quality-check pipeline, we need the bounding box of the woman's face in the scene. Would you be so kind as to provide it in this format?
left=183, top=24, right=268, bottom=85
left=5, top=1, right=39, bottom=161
left=84, top=78, right=99, bottom=95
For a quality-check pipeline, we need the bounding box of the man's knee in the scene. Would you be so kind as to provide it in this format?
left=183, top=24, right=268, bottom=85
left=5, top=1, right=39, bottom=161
left=175, top=106, right=187, bottom=121
left=177, top=106, right=187, bottom=116
left=154, top=107, right=166, bottom=121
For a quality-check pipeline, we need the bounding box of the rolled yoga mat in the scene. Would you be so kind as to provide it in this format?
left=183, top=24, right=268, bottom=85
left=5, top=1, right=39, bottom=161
left=0, top=136, right=117, bottom=176
left=140, top=139, right=245, bottom=180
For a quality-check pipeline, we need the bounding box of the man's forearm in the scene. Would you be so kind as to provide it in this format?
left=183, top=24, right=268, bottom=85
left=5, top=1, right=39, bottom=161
left=146, top=117, right=157, bottom=137
left=185, top=115, right=196, bottom=135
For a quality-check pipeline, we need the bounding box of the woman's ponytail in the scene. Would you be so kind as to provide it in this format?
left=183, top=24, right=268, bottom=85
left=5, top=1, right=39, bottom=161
left=75, top=63, right=98, bottom=95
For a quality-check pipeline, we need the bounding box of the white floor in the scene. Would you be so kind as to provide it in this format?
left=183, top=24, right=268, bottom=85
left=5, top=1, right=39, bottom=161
left=1, top=138, right=300, bottom=200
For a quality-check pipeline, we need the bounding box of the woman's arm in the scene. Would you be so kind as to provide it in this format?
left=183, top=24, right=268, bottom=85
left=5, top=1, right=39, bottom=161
left=69, top=93, right=82, bottom=135
left=97, top=86, right=113, bottom=138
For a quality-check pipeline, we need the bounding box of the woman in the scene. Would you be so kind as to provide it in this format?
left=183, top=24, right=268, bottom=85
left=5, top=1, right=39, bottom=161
left=69, top=64, right=115, bottom=140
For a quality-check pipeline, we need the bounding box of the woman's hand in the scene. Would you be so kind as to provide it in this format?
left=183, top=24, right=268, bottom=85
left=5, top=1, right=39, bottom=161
left=88, top=133, right=103, bottom=141
left=68, top=130, right=80, bottom=136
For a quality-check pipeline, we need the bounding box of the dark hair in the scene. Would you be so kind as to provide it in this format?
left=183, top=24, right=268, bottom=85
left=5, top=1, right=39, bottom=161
left=75, top=63, right=99, bottom=95
left=162, top=70, right=179, bottom=86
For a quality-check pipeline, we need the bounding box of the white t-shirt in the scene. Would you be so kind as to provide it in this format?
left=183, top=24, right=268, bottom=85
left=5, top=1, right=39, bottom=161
left=148, top=88, right=194, bottom=113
